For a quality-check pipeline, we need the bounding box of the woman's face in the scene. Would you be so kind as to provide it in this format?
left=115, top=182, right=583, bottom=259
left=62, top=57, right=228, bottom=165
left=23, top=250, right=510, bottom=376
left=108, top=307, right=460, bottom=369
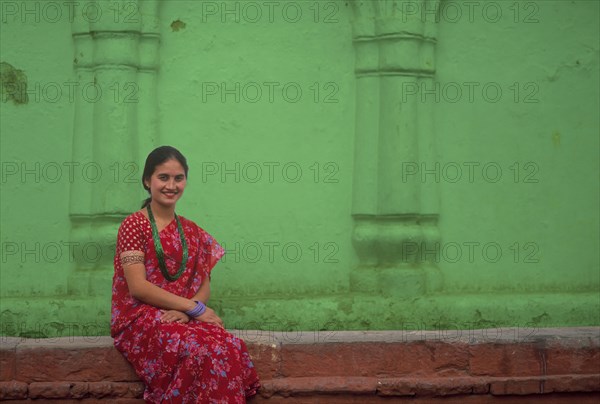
left=144, top=159, right=187, bottom=209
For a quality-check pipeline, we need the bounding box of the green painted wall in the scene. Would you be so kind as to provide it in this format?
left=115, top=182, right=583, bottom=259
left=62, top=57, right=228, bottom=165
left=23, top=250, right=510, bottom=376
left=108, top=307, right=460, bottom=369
left=1, top=0, right=598, bottom=338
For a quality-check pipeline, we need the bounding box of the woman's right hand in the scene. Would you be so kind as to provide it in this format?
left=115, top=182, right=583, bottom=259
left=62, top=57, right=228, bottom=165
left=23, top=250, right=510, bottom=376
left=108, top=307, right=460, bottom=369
left=195, top=307, right=224, bottom=329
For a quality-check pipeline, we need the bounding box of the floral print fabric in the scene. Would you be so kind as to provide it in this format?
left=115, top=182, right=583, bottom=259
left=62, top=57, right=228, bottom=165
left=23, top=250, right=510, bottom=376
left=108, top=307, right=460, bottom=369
left=111, top=211, right=260, bottom=403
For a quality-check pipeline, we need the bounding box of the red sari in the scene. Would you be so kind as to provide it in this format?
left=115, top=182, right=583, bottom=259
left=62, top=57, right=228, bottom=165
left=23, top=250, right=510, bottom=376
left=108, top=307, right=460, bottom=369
left=111, top=211, right=260, bottom=403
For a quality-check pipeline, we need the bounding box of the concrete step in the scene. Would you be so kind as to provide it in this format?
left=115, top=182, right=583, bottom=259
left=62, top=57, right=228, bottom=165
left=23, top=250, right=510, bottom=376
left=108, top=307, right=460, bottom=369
left=1, top=327, right=599, bottom=402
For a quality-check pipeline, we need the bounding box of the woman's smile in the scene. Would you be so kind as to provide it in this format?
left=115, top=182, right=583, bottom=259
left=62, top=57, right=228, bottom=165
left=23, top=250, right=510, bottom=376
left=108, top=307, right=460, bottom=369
left=162, top=191, right=178, bottom=198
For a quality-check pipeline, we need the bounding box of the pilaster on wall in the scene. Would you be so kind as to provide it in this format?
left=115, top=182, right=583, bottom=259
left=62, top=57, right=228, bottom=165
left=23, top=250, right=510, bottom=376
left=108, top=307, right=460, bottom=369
left=349, top=0, right=442, bottom=297
left=67, top=0, right=161, bottom=296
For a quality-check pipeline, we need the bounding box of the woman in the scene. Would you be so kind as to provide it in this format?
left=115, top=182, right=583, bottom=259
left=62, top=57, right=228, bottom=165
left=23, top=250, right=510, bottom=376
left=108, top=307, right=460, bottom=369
left=111, top=146, right=260, bottom=403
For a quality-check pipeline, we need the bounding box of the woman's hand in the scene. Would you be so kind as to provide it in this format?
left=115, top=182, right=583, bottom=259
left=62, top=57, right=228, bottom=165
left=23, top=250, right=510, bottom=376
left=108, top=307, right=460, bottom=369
left=195, top=307, right=224, bottom=329
left=160, top=310, right=190, bottom=324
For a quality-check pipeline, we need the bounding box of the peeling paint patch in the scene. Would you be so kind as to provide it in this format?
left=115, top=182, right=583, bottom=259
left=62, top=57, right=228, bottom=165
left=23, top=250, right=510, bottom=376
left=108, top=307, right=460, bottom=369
left=531, top=312, right=550, bottom=324
left=171, top=19, right=186, bottom=32
left=271, top=350, right=279, bottom=362
left=0, top=62, right=29, bottom=105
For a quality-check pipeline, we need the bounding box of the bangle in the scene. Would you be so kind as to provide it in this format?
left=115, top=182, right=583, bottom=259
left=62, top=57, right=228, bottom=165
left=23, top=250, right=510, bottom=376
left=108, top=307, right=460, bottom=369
left=185, top=301, right=206, bottom=318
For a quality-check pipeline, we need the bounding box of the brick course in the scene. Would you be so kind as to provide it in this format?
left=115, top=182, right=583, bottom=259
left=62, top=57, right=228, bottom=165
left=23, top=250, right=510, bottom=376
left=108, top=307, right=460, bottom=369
left=0, top=327, right=599, bottom=402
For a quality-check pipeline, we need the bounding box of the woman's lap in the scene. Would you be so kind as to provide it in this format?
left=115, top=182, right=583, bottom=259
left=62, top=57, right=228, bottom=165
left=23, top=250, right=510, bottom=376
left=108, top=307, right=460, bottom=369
left=114, top=309, right=257, bottom=403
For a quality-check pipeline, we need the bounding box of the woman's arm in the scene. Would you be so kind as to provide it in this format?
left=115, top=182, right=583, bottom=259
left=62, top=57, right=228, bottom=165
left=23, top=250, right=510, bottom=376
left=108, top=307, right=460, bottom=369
left=123, top=260, right=196, bottom=312
left=188, top=278, right=223, bottom=327
left=122, top=256, right=222, bottom=327
left=191, top=277, right=210, bottom=304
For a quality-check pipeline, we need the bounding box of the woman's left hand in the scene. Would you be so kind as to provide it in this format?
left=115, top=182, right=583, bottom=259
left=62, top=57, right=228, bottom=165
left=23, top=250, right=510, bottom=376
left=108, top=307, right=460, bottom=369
left=160, top=310, right=190, bottom=324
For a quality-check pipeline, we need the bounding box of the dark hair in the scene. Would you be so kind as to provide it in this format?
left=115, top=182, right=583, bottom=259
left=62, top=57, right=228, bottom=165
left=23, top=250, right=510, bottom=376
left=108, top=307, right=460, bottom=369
left=141, top=146, right=189, bottom=208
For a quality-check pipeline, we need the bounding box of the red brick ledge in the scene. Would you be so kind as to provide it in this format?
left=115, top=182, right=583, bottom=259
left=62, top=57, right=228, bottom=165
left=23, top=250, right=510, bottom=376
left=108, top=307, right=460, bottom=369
left=1, top=327, right=599, bottom=401
left=260, top=374, right=600, bottom=396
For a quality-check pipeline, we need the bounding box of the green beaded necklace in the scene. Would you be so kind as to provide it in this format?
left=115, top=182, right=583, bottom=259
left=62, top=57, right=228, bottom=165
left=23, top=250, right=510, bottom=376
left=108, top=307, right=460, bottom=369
left=147, top=204, right=188, bottom=282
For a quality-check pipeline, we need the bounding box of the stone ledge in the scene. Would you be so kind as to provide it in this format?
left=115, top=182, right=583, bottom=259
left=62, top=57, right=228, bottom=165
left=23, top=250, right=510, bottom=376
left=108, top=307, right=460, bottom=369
left=2, top=376, right=599, bottom=401
left=0, top=381, right=144, bottom=400
left=260, top=375, right=600, bottom=397
left=1, top=327, right=599, bottom=401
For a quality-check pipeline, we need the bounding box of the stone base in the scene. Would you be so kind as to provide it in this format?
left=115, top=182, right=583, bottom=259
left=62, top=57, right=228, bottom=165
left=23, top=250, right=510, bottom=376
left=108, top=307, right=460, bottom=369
left=1, top=328, right=599, bottom=401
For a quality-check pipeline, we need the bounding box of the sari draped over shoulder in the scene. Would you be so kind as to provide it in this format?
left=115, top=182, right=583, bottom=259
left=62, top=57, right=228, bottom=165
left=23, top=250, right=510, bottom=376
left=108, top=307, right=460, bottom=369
left=111, top=211, right=260, bottom=403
